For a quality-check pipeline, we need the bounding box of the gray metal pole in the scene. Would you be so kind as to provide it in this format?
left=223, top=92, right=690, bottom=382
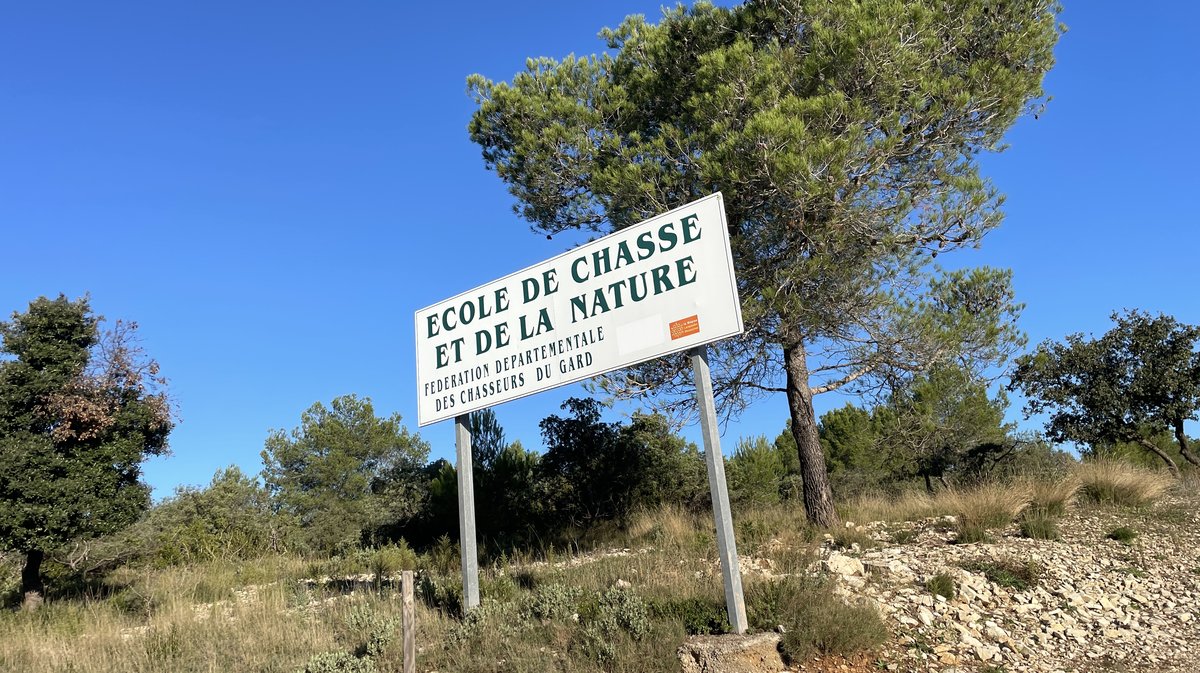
left=454, top=414, right=480, bottom=610
left=689, top=345, right=748, bottom=634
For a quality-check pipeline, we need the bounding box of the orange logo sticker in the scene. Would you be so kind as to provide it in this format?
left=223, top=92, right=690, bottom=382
left=669, top=315, right=700, bottom=340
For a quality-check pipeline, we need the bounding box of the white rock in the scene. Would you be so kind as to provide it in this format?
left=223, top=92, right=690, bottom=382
left=917, top=606, right=935, bottom=627
left=824, top=554, right=865, bottom=577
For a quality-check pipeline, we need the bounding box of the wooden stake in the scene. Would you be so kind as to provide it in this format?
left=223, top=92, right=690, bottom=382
left=402, top=570, right=415, bottom=673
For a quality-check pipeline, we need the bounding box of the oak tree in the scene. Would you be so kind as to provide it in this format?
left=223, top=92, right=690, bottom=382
left=0, top=296, right=171, bottom=607
left=1010, top=310, right=1200, bottom=476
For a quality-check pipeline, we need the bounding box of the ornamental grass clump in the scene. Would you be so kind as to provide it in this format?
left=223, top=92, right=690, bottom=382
left=941, top=483, right=1032, bottom=543
left=1075, top=460, right=1171, bottom=507
left=1021, top=476, right=1081, bottom=516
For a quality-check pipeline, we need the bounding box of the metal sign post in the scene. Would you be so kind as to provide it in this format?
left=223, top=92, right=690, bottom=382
left=454, top=414, right=480, bottom=610
left=690, top=345, right=748, bottom=634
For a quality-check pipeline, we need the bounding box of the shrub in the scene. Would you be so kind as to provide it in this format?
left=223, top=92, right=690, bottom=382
left=650, top=596, right=730, bottom=635
left=597, top=586, right=650, bottom=641
left=747, top=577, right=887, bottom=660
left=302, top=651, right=377, bottom=673
left=523, top=583, right=582, bottom=622
left=344, top=606, right=400, bottom=658
left=371, top=541, right=417, bottom=581
left=418, top=574, right=463, bottom=616
left=890, top=528, right=918, bottom=544
left=422, top=535, right=460, bottom=577
left=1075, top=460, right=1171, bottom=507
left=926, top=573, right=957, bottom=600
left=1106, top=526, right=1139, bottom=545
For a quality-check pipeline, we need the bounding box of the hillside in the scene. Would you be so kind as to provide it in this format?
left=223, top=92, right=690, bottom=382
left=805, top=492, right=1200, bottom=672
left=1, top=471, right=1196, bottom=673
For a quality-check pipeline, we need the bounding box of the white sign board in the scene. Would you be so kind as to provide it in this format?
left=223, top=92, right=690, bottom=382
left=414, top=193, right=743, bottom=426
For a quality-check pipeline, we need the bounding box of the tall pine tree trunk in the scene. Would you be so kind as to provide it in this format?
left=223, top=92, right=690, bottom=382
left=1173, top=419, right=1200, bottom=468
left=21, top=549, right=44, bottom=611
left=783, top=343, right=840, bottom=528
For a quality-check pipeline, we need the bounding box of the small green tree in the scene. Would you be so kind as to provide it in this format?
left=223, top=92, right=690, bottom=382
left=876, top=365, right=1011, bottom=490
left=483, top=440, right=543, bottom=548
left=261, top=395, right=429, bottom=552
left=466, top=408, right=506, bottom=473
left=1010, top=310, right=1200, bottom=476
left=0, top=296, right=171, bottom=607
left=141, top=466, right=284, bottom=564
left=619, top=412, right=709, bottom=513
left=817, top=405, right=879, bottom=476
left=468, top=0, right=1057, bottom=525
left=727, top=436, right=787, bottom=507
left=537, top=398, right=705, bottom=530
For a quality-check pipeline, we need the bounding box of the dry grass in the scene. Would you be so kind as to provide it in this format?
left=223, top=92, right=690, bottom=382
left=1020, top=476, right=1081, bottom=516
left=627, top=504, right=708, bottom=552
left=842, top=491, right=939, bottom=524
left=941, top=483, right=1032, bottom=528
left=0, top=575, right=343, bottom=673
left=844, top=483, right=1032, bottom=533
left=1074, top=460, right=1172, bottom=507
left=0, top=502, right=865, bottom=673
left=939, top=483, right=1032, bottom=543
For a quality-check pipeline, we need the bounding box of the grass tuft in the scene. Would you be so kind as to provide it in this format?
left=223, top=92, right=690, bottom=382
left=1020, top=476, right=1081, bottom=516
left=1019, top=509, right=1061, bottom=540
left=1075, top=460, right=1172, bottom=507
left=1106, top=526, right=1139, bottom=545
left=926, top=573, right=957, bottom=600
left=960, top=558, right=1042, bottom=591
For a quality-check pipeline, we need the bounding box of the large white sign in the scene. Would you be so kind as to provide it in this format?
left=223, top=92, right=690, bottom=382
left=414, top=193, right=743, bottom=426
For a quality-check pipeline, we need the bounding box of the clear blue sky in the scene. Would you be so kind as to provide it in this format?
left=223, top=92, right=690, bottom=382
left=2, top=2, right=1198, bottom=499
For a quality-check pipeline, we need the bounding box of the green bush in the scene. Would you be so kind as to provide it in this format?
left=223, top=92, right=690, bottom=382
left=371, top=541, right=417, bottom=580
left=422, top=535, right=460, bottom=577
left=650, top=597, right=730, bottom=635
left=418, top=574, right=463, bottom=617
left=108, top=588, right=157, bottom=618
left=597, top=586, right=650, bottom=641
left=344, top=606, right=399, bottom=658
left=523, top=583, right=581, bottom=622
left=301, top=651, right=377, bottom=673
left=480, top=572, right=519, bottom=603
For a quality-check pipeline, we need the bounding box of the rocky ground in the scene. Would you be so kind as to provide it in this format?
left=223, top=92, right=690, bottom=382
left=802, top=496, right=1200, bottom=673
